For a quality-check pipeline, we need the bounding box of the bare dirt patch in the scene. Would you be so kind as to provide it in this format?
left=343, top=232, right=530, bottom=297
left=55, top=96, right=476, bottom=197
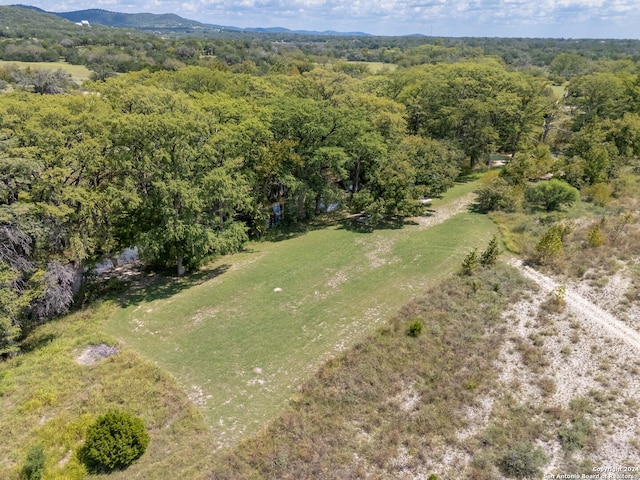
left=413, top=192, right=476, bottom=229
left=389, top=381, right=421, bottom=414
left=188, top=385, right=213, bottom=407
left=75, top=344, right=118, bottom=365
left=515, top=260, right=640, bottom=351
left=500, top=259, right=640, bottom=470
left=190, top=306, right=220, bottom=329
left=358, top=236, right=399, bottom=268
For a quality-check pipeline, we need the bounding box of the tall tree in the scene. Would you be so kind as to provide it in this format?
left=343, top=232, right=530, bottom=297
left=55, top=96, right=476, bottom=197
left=110, top=93, right=250, bottom=275
left=399, top=61, right=548, bottom=166
left=1, top=93, right=117, bottom=291
left=566, top=72, right=630, bottom=128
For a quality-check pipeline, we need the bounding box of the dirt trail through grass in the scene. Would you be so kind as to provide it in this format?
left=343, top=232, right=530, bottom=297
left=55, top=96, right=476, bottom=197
left=514, top=260, right=640, bottom=351
left=415, top=192, right=477, bottom=229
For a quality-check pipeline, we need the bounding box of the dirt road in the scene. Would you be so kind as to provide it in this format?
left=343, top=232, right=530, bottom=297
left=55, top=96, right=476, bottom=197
left=514, top=260, right=640, bottom=351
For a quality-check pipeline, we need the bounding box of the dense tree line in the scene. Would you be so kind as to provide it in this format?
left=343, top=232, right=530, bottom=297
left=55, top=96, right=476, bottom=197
left=0, top=58, right=560, bottom=354
left=2, top=6, right=640, bottom=356
left=3, top=5, right=640, bottom=82
left=477, top=63, right=640, bottom=215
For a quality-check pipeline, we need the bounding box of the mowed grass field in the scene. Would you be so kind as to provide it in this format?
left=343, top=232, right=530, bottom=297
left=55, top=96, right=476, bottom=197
left=360, top=61, right=398, bottom=73
left=104, top=178, right=496, bottom=447
left=550, top=83, right=567, bottom=99
left=0, top=60, right=92, bottom=84
left=0, top=177, right=494, bottom=478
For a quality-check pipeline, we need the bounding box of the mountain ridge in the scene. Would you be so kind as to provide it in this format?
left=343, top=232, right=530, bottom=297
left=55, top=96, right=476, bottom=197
left=10, top=4, right=372, bottom=36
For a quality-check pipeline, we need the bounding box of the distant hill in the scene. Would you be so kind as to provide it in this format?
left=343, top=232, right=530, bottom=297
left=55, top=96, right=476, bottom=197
left=242, top=26, right=370, bottom=36
left=10, top=4, right=44, bottom=12
left=0, top=5, right=100, bottom=36
left=54, top=8, right=210, bottom=30
left=10, top=5, right=371, bottom=36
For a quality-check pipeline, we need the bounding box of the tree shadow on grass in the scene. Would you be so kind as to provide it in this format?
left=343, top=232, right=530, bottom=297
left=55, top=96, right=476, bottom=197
left=19, top=333, right=57, bottom=354
left=455, top=172, right=483, bottom=184
left=467, top=201, right=488, bottom=214
left=261, top=212, right=344, bottom=243
left=117, top=264, right=231, bottom=308
left=337, top=215, right=415, bottom=233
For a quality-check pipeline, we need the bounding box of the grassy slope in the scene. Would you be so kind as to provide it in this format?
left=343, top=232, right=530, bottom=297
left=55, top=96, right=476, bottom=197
left=104, top=179, right=496, bottom=447
left=0, top=303, right=215, bottom=480
left=203, top=177, right=640, bottom=479
left=207, top=263, right=533, bottom=479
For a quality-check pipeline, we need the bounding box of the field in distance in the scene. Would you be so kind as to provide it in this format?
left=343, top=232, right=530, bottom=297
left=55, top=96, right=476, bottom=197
left=0, top=60, right=92, bottom=84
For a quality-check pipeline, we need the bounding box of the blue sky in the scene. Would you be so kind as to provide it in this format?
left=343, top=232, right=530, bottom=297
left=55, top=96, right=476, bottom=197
left=2, top=0, right=639, bottom=38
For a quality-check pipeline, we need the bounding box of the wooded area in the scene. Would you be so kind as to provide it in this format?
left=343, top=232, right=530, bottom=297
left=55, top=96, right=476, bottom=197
left=1, top=4, right=640, bottom=362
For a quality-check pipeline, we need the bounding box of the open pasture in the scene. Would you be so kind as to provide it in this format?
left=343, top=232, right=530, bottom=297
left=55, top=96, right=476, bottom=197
left=105, top=179, right=496, bottom=447
left=0, top=60, right=92, bottom=84
left=359, top=61, right=398, bottom=73
left=339, top=61, right=398, bottom=73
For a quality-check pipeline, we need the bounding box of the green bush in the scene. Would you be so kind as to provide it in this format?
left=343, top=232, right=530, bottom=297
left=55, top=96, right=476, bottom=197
left=21, top=444, right=46, bottom=480
left=476, top=177, right=518, bottom=212
left=535, top=222, right=573, bottom=265
left=525, top=179, right=579, bottom=211
left=407, top=320, right=423, bottom=337
left=461, top=248, right=480, bottom=275
left=587, top=224, right=605, bottom=247
left=581, top=182, right=613, bottom=206
left=480, top=235, right=502, bottom=266
left=81, top=410, right=150, bottom=473
left=497, top=442, right=546, bottom=479
left=558, top=417, right=593, bottom=451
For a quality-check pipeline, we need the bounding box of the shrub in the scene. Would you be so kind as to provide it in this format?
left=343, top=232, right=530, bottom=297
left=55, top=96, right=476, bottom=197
left=462, top=248, right=480, bottom=274
left=535, top=228, right=563, bottom=264
left=476, top=177, right=518, bottom=212
left=21, top=444, right=46, bottom=480
left=497, top=442, right=546, bottom=479
left=407, top=320, right=423, bottom=337
left=534, top=222, right=573, bottom=265
left=581, top=182, right=613, bottom=206
left=501, top=147, right=554, bottom=186
left=551, top=285, right=566, bottom=305
left=524, top=179, right=579, bottom=211
left=612, top=174, right=638, bottom=198
left=480, top=235, right=501, bottom=266
left=586, top=224, right=605, bottom=247
left=558, top=417, right=593, bottom=451
left=81, top=410, right=150, bottom=473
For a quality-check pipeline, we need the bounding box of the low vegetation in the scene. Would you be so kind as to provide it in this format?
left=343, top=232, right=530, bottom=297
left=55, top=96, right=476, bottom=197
left=2, top=5, right=640, bottom=479
left=205, top=263, right=532, bottom=478
left=103, top=181, right=496, bottom=447
left=0, top=302, right=216, bottom=479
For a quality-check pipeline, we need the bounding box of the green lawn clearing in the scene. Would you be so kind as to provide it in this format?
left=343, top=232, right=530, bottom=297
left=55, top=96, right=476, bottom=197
left=105, top=179, right=496, bottom=447
left=550, top=83, right=567, bottom=99
left=0, top=177, right=496, bottom=478
left=360, top=61, right=398, bottom=73
left=0, top=60, right=92, bottom=84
